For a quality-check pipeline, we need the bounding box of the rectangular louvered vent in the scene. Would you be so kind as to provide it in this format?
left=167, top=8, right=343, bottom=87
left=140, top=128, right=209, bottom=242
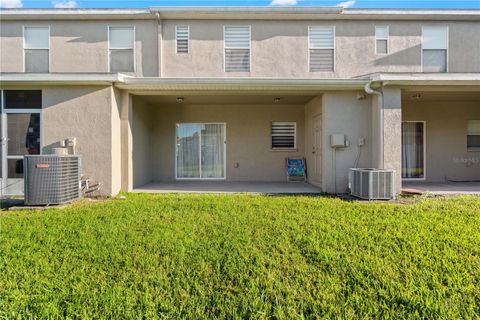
left=309, top=26, right=335, bottom=72
left=176, top=25, right=189, bottom=53
left=271, top=122, right=296, bottom=149
left=224, top=25, right=250, bottom=72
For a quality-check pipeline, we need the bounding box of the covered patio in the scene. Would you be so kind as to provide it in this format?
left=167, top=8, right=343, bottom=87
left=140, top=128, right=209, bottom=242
left=133, top=181, right=322, bottom=194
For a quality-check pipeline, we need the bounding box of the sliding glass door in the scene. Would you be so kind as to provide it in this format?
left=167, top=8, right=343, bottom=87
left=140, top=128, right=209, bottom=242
left=402, top=121, right=425, bottom=179
left=176, top=123, right=225, bottom=179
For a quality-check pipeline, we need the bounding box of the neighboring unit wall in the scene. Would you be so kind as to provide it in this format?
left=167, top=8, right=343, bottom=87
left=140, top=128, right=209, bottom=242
left=0, top=20, right=159, bottom=76
left=403, top=100, right=480, bottom=182
left=40, top=86, right=118, bottom=195
left=146, top=103, right=305, bottom=182
left=321, top=92, right=373, bottom=193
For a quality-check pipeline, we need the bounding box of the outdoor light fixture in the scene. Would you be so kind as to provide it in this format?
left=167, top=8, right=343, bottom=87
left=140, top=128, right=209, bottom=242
left=411, top=93, right=422, bottom=100
left=176, top=97, right=184, bottom=103
left=273, top=97, right=281, bottom=103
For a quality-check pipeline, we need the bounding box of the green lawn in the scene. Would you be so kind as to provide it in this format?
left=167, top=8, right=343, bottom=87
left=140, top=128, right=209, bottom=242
left=1, top=194, right=479, bottom=319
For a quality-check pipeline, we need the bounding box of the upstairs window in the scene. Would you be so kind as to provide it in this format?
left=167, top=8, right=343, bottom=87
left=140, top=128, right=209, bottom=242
left=422, top=26, right=448, bottom=72
left=109, top=26, right=135, bottom=72
left=375, top=26, right=389, bottom=54
left=224, top=25, right=250, bottom=72
left=271, top=122, right=296, bottom=150
left=467, top=120, right=480, bottom=150
left=309, top=26, right=335, bottom=72
left=176, top=25, right=189, bottom=54
left=24, top=26, right=49, bottom=73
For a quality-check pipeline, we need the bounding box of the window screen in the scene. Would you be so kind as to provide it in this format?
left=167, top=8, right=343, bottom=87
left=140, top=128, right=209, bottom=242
left=224, top=26, right=250, bottom=72
left=109, top=26, right=134, bottom=72
left=24, top=26, right=49, bottom=73
left=375, top=26, right=389, bottom=54
left=4, top=90, right=42, bottom=109
left=467, top=120, right=480, bottom=150
left=271, top=122, right=296, bottom=149
left=309, top=26, right=335, bottom=72
left=422, top=26, right=448, bottom=72
left=176, top=25, right=189, bottom=53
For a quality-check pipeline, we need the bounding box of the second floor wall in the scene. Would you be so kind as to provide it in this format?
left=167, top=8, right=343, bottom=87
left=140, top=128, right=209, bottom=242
left=1, top=18, right=479, bottom=78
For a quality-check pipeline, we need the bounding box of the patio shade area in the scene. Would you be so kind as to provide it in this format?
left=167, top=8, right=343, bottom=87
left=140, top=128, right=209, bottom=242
left=133, top=181, right=322, bottom=194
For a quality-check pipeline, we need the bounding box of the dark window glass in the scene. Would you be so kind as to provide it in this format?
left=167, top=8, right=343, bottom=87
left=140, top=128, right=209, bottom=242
left=467, top=135, right=480, bottom=149
left=4, top=90, right=42, bottom=109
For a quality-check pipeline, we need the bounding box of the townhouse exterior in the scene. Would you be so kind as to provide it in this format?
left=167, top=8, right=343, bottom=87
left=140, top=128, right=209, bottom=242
left=0, top=7, right=479, bottom=196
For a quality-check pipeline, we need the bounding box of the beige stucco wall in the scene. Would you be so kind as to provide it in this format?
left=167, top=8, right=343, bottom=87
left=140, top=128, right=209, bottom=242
left=321, top=92, right=373, bottom=193
left=131, top=102, right=305, bottom=183
left=161, top=20, right=480, bottom=78
left=0, top=20, right=159, bottom=76
left=2, top=19, right=479, bottom=77
left=0, top=85, right=122, bottom=196
left=132, top=97, right=153, bottom=187
left=403, top=100, right=480, bottom=182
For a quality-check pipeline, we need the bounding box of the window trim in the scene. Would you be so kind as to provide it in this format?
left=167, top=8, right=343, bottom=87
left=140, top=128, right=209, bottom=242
left=467, top=120, right=480, bottom=152
left=308, top=25, right=336, bottom=73
left=375, top=25, right=389, bottom=55
left=402, top=120, right=427, bottom=181
left=421, top=25, right=449, bottom=73
left=23, top=25, right=51, bottom=73
left=175, top=25, right=190, bottom=54
left=107, top=25, right=136, bottom=73
left=271, top=121, right=297, bottom=151
left=223, top=25, right=251, bottom=73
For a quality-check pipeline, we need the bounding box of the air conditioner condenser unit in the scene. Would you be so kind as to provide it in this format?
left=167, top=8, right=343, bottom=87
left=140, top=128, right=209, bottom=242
left=349, top=168, right=395, bottom=200
left=24, top=155, right=81, bottom=206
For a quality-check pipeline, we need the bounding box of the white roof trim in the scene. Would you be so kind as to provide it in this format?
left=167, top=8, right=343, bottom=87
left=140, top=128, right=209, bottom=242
left=1, top=73, right=479, bottom=88
left=1, top=7, right=479, bottom=21
left=0, top=73, right=129, bottom=86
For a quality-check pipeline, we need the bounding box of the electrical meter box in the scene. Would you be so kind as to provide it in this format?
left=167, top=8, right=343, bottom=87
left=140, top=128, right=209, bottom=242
left=330, top=134, right=346, bottom=148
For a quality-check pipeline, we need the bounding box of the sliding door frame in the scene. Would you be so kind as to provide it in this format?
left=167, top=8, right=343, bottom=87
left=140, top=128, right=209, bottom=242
left=175, top=122, right=227, bottom=180
left=401, top=120, right=427, bottom=181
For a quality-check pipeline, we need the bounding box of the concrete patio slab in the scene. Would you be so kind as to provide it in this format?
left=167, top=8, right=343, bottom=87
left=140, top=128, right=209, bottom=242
left=402, top=182, right=480, bottom=195
left=133, top=181, right=322, bottom=194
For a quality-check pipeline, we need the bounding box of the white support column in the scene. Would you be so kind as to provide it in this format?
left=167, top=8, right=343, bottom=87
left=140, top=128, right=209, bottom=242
left=120, top=91, right=133, bottom=192
left=371, top=87, right=402, bottom=194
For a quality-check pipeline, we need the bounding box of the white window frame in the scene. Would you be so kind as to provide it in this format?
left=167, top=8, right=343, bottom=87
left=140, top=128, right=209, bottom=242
left=223, top=25, right=251, bottom=73
left=308, top=25, right=336, bottom=73
left=271, top=121, right=297, bottom=151
left=0, top=90, right=44, bottom=195
left=421, top=26, right=449, bottom=73
left=467, top=120, right=480, bottom=152
left=375, top=25, right=389, bottom=55
left=175, top=25, right=190, bottom=54
left=23, top=25, right=51, bottom=73
left=174, top=122, right=227, bottom=180
left=107, top=25, right=136, bottom=73
left=402, top=121, right=427, bottom=181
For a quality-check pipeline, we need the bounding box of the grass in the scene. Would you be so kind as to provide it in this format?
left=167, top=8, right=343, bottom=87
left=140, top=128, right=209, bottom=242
left=0, top=194, right=479, bottom=319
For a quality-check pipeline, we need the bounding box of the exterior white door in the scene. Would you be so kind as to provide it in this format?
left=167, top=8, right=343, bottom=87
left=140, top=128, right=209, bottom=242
left=311, top=114, right=322, bottom=182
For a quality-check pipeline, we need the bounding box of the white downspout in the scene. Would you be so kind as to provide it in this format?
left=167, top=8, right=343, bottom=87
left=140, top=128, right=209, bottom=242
left=364, top=82, right=384, bottom=168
